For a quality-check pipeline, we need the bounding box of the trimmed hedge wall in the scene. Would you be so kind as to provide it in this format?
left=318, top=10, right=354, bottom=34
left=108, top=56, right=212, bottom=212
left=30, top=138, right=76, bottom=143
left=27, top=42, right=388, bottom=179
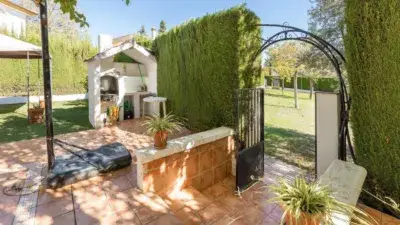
left=0, top=30, right=97, bottom=96
left=154, top=5, right=261, bottom=131
left=344, top=0, right=400, bottom=206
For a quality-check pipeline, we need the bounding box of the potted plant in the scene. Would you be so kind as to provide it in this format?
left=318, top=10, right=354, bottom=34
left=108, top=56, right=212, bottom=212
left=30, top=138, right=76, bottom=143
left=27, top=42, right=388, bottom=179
left=269, top=177, right=375, bottom=225
left=28, top=103, right=44, bottom=124
left=107, top=105, right=119, bottom=125
left=142, top=114, right=184, bottom=149
left=123, top=101, right=134, bottom=120
left=39, top=97, right=45, bottom=109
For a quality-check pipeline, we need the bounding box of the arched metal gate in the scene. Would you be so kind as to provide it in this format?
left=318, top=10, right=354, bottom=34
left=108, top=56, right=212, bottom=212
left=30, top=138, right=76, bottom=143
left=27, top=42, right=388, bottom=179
left=235, top=23, right=355, bottom=192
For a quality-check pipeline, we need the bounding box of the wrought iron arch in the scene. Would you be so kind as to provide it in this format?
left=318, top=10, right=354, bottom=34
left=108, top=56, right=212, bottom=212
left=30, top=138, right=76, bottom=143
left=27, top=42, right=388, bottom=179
left=257, top=23, right=355, bottom=162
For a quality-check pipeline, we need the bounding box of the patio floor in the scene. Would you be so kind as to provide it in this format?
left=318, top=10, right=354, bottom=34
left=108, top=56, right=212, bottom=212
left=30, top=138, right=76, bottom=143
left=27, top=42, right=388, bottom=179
left=1, top=119, right=395, bottom=225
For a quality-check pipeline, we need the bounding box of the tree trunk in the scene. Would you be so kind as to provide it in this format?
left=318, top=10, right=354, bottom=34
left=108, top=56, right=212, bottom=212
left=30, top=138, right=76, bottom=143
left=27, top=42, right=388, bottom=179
left=281, top=79, right=284, bottom=95
left=309, top=79, right=314, bottom=99
left=294, top=73, right=299, bottom=109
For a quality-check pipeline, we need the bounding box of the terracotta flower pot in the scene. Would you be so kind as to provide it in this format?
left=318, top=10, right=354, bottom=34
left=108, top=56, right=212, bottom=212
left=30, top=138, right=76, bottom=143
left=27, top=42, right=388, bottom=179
left=28, top=108, right=44, bottom=124
left=284, top=211, right=321, bottom=225
left=280, top=204, right=322, bottom=225
left=39, top=100, right=45, bottom=109
left=154, top=131, right=168, bottom=149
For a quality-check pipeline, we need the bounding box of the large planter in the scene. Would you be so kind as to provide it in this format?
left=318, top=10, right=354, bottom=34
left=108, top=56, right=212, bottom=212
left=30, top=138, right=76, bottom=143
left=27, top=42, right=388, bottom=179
left=28, top=108, right=44, bottom=124
left=39, top=100, right=45, bottom=109
left=154, top=131, right=168, bottom=149
left=283, top=206, right=322, bottom=225
left=124, top=110, right=133, bottom=120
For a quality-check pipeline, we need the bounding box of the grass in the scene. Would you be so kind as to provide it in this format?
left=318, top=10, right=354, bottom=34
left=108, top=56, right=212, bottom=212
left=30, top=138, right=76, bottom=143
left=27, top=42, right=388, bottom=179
left=0, top=100, right=92, bottom=143
left=264, top=89, right=315, bottom=171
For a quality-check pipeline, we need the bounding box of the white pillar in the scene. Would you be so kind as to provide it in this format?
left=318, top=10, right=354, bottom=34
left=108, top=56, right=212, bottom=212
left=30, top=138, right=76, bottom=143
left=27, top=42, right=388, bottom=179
left=315, top=92, right=340, bottom=178
left=88, top=61, right=102, bottom=128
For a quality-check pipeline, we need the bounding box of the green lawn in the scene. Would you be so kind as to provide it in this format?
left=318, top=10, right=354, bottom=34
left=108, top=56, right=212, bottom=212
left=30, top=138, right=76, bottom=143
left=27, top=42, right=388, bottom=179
left=0, top=100, right=92, bottom=143
left=264, top=89, right=315, bottom=171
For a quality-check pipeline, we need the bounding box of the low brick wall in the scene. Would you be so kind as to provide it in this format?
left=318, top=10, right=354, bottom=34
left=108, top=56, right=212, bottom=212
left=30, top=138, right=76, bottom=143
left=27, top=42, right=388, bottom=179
left=136, top=127, right=235, bottom=195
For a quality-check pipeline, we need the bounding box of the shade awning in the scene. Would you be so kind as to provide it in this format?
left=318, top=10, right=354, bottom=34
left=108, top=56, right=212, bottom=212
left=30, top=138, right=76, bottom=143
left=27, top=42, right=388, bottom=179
left=0, top=34, right=42, bottom=59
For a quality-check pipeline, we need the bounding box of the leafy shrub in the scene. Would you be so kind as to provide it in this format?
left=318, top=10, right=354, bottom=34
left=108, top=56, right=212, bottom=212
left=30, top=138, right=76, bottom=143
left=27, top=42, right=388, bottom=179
left=0, top=28, right=97, bottom=96
left=154, top=4, right=262, bottom=131
left=344, top=0, right=400, bottom=208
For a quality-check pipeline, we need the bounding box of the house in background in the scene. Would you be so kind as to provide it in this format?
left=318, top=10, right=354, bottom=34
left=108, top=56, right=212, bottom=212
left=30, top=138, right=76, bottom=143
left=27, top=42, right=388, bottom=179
left=0, top=0, right=37, bottom=37
left=85, top=33, right=158, bottom=128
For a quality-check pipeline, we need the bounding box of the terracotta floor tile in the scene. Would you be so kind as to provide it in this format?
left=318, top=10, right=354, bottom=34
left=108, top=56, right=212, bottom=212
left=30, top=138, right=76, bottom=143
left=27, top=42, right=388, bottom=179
left=107, top=188, right=143, bottom=212
left=0, top=195, right=19, bottom=217
left=135, top=205, right=170, bottom=225
left=213, top=215, right=249, bottom=225
left=197, top=203, right=232, bottom=225
left=102, top=175, right=132, bottom=193
left=0, top=212, right=14, bottom=225
left=115, top=209, right=142, bottom=225
left=381, top=212, right=400, bottom=225
left=235, top=207, right=266, bottom=225
left=212, top=215, right=234, bottom=225
left=257, top=202, right=278, bottom=216
left=183, top=193, right=212, bottom=211
left=169, top=187, right=203, bottom=202
left=269, top=205, right=284, bottom=223
left=240, top=188, right=268, bottom=207
left=260, top=216, right=280, bottom=225
left=75, top=207, right=116, bottom=225
left=218, top=195, right=253, bottom=216
left=174, top=207, right=203, bottom=225
left=202, top=182, right=230, bottom=199
left=36, top=195, right=74, bottom=218
left=161, top=195, right=186, bottom=212
left=35, top=211, right=75, bottom=225
left=37, top=186, right=72, bottom=206
left=147, top=214, right=183, bottom=225
left=73, top=185, right=110, bottom=211
left=222, top=176, right=235, bottom=190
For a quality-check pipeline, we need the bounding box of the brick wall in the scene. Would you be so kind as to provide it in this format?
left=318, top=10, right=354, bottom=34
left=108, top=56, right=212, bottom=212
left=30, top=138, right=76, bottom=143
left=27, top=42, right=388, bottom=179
left=140, top=136, right=235, bottom=195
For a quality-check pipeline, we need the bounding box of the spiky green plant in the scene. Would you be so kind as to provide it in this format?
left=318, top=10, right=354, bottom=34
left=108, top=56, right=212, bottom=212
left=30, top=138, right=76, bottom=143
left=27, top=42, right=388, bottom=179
left=269, top=178, right=376, bottom=225
left=142, top=114, right=185, bottom=135
left=385, top=197, right=400, bottom=218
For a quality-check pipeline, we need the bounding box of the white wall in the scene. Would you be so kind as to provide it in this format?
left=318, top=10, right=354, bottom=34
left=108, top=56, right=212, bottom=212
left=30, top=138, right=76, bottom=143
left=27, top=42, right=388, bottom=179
left=0, top=4, right=26, bottom=37
left=114, top=62, right=147, bottom=77
left=315, top=92, right=340, bottom=178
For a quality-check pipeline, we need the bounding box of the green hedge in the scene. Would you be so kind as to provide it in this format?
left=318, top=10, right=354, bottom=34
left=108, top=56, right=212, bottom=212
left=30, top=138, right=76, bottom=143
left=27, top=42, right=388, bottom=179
left=154, top=5, right=261, bottom=131
left=0, top=30, right=97, bottom=96
left=344, top=0, right=400, bottom=206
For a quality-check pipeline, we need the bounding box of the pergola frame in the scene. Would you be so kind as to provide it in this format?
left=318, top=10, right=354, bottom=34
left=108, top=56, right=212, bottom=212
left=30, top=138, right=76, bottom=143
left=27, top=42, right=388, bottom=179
left=255, top=23, right=355, bottom=162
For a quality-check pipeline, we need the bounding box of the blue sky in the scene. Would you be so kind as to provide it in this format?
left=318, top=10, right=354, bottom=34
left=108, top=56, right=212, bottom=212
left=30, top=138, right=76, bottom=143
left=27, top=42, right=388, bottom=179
left=78, top=0, right=311, bottom=45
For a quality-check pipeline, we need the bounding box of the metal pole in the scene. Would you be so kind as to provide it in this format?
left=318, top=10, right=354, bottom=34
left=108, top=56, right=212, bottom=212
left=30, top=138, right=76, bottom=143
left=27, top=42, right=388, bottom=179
left=27, top=52, right=30, bottom=123
left=39, top=0, right=55, bottom=170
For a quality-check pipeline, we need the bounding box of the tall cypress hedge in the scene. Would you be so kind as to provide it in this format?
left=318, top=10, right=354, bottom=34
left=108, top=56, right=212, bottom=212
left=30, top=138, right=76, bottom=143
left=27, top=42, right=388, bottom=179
left=344, top=0, right=400, bottom=205
left=0, top=29, right=97, bottom=96
left=154, top=5, right=261, bottom=131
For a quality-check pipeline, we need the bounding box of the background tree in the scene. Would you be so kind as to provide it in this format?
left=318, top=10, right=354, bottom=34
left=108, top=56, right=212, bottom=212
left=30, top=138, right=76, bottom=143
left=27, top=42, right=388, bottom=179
left=16, top=0, right=88, bottom=38
left=265, top=43, right=305, bottom=109
left=138, top=25, right=147, bottom=36
left=28, top=0, right=130, bottom=27
left=308, top=0, right=344, bottom=74
left=308, top=0, right=344, bottom=52
left=158, top=20, right=167, bottom=34
left=297, top=45, right=337, bottom=99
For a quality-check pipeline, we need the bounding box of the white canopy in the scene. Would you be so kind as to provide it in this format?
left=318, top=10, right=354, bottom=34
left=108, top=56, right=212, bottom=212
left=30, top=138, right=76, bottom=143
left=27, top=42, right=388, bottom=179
left=0, top=33, right=42, bottom=59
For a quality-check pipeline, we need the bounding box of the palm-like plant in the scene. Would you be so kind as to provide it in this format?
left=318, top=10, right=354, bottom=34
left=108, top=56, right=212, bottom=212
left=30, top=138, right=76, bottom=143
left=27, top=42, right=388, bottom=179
left=142, top=114, right=184, bottom=134
left=269, top=178, right=376, bottom=225
left=142, top=114, right=185, bottom=149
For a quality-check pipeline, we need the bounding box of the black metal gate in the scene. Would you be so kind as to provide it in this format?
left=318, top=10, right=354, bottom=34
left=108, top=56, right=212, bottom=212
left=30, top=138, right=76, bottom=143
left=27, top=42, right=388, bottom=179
left=235, top=88, right=264, bottom=192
